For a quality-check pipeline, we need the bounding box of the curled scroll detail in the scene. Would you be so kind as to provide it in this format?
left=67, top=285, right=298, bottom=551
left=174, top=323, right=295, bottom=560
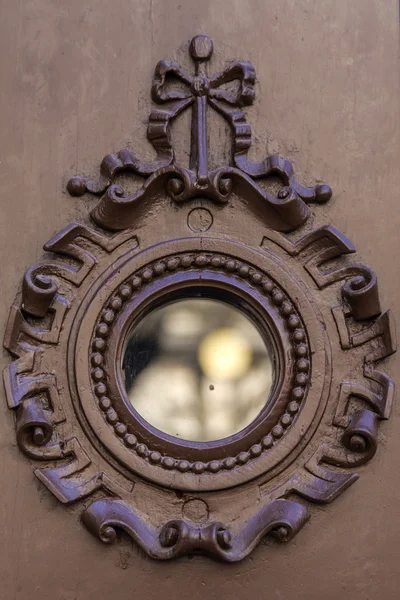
left=82, top=498, right=309, bottom=562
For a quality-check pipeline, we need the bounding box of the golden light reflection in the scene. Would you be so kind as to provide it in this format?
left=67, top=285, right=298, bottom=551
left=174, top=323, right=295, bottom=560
left=123, top=298, right=274, bottom=442
left=198, top=327, right=252, bottom=381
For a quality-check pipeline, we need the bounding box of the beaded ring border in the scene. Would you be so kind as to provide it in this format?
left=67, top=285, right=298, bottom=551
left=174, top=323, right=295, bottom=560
left=90, top=251, right=310, bottom=475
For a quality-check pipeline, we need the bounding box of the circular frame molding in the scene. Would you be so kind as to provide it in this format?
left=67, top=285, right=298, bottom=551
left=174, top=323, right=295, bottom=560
left=3, top=35, right=396, bottom=562
left=72, top=241, right=327, bottom=490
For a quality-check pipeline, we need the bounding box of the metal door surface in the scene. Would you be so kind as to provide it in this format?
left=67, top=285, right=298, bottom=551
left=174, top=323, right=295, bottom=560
left=0, top=1, right=399, bottom=598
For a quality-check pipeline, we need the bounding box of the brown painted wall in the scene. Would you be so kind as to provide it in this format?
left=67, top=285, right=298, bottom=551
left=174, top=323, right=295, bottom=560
left=0, top=1, right=399, bottom=598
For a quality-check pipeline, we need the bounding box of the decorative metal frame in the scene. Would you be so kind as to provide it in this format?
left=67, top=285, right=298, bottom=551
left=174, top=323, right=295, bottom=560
left=3, top=35, right=396, bottom=562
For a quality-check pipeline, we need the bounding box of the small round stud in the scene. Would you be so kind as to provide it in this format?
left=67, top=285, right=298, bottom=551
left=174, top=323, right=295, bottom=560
left=236, top=452, right=250, bottom=464
left=207, top=460, right=221, bottom=473
left=103, top=310, right=114, bottom=324
left=281, top=302, right=293, bottom=316
left=295, top=344, right=308, bottom=358
left=297, top=359, right=310, bottom=372
left=154, top=262, right=166, bottom=275
left=93, top=338, right=106, bottom=351
left=91, top=353, right=103, bottom=367
left=167, top=258, right=179, bottom=271
left=136, top=443, right=148, bottom=457
left=125, top=434, right=138, bottom=448
left=115, top=423, right=127, bottom=437
left=189, top=35, right=214, bottom=62
left=119, top=284, right=132, bottom=299
left=96, top=323, right=109, bottom=338
left=251, top=272, right=262, bottom=284
left=288, top=315, right=300, bottom=330
left=262, top=435, right=273, bottom=449
left=272, top=425, right=284, bottom=439
left=272, top=290, right=284, bottom=305
left=192, top=461, right=206, bottom=474
left=288, top=401, right=299, bottom=414
left=131, top=276, right=142, bottom=289
left=162, top=457, right=175, bottom=470
left=150, top=451, right=162, bottom=464
left=99, top=397, right=111, bottom=411
left=95, top=383, right=107, bottom=397
left=67, top=176, right=87, bottom=196
left=293, top=329, right=305, bottom=343
left=223, top=457, right=236, bottom=470
left=281, top=414, right=292, bottom=428
left=314, top=183, right=332, bottom=204
left=106, top=409, right=118, bottom=424
left=177, top=460, right=190, bottom=472
left=211, top=256, right=222, bottom=268
left=296, top=373, right=308, bottom=386
left=141, top=269, right=153, bottom=281
left=195, top=255, right=207, bottom=267
left=181, top=256, right=193, bottom=268
left=250, top=444, right=262, bottom=457
left=91, top=368, right=104, bottom=381
left=262, top=280, right=274, bottom=293
left=110, top=297, right=122, bottom=311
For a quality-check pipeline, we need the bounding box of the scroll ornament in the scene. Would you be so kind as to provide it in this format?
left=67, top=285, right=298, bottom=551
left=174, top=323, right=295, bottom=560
left=3, top=35, right=395, bottom=562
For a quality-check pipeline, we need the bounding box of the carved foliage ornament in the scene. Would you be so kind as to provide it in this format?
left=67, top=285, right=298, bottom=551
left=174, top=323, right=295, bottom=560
left=4, top=35, right=396, bottom=562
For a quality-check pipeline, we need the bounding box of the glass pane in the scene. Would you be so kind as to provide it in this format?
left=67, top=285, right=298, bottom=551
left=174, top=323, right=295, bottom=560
left=122, top=298, right=275, bottom=442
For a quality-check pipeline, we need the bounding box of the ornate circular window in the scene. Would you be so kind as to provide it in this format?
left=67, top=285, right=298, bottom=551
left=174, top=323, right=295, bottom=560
left=122, top=297, right=277, bottom=442
left=4, top=35, right=396, bottom=562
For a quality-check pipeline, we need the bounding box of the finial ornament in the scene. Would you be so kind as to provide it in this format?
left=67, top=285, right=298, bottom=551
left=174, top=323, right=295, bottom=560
left=67, top=35, right=331, bottom=231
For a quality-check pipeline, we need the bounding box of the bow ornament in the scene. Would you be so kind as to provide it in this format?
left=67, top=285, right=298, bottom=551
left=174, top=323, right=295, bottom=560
left=151, top=34, right=256, bottom=184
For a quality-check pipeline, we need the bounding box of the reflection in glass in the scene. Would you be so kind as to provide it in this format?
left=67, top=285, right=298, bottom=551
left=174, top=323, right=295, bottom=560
left=122, top=299, right=275, bottom=442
